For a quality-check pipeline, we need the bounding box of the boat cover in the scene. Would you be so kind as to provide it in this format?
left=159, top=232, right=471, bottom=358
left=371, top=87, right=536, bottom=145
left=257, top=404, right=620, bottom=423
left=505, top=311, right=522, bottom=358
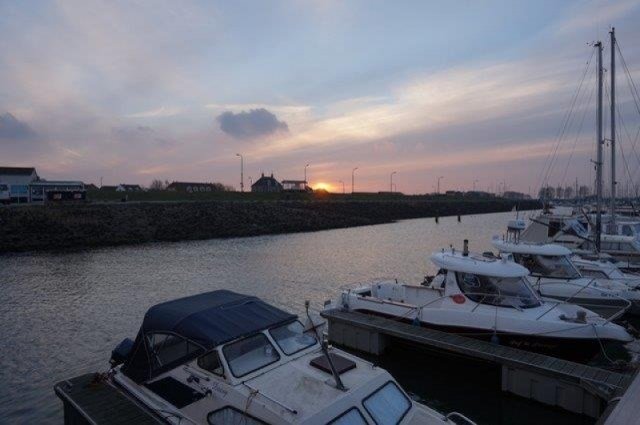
left=122, top=290, right=296, bottom=382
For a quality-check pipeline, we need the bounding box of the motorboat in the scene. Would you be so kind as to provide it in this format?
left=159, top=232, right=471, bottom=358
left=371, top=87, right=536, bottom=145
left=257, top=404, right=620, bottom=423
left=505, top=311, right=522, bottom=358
left=107, top=290, right=471, bottom=425
left=492, top=227, right=640, bottom=317
left=571, top=254, right=640, bottom=289
left=521, top=211, right=640, bottom=272
left=329, top=243, right=633, bottom=361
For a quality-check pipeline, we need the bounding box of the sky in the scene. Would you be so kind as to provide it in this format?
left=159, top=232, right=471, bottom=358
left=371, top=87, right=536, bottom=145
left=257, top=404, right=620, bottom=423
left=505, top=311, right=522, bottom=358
left=1, top=0, right=640, bottom=194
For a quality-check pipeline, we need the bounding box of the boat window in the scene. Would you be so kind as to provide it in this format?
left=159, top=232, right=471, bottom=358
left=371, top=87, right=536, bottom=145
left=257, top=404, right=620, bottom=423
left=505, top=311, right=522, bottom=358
left=579, top=269, right=609, bottom=279
left=362, top=381, right=411, bottom=425
left=0, top=184, right=7, bottom=191
left=455, top=272, right=541, bottom=308
left=222, top=333, right=280, bottom=378
left=146, top=333, right=202, bottom=369
left=207, top=406, right=267, bottom=425
left=269, top=320, right=317, bottom=355
left=548, top=221, right=562, bottom=238
left=197, top=351, right=224, bottom=376
left=327, top=407, right=368, bottom=425
left=514, top=254, right=580, bottom=279
left=622, top=225, right=634, bottom=236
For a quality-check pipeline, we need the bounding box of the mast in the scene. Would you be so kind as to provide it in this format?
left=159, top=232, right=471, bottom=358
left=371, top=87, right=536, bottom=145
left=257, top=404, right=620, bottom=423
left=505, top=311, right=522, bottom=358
left=609, top=27, right=616, bottom=232
left=595, top=41, right=603, bottom=251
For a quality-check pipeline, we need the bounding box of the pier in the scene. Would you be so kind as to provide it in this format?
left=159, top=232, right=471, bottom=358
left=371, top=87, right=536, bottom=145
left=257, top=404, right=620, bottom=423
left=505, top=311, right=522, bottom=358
left=321, top=308, right=634, bottom=419
left=54, top=373, right=161, bottom=425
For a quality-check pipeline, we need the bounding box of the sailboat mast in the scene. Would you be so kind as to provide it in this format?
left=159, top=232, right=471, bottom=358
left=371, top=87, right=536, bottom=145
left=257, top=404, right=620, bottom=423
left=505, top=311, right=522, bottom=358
left=595, top=41, right=603, bottom=251
left=610, top=27, right=616, bottom=231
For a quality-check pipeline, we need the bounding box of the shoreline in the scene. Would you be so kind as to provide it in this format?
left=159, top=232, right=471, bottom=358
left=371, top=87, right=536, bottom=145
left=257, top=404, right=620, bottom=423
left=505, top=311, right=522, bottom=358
left=0, top=199, right=540, bottom=254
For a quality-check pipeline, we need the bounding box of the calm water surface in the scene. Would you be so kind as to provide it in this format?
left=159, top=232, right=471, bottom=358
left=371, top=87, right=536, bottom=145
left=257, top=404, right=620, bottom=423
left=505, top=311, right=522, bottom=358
left=0, top=211, right=592, bottom=424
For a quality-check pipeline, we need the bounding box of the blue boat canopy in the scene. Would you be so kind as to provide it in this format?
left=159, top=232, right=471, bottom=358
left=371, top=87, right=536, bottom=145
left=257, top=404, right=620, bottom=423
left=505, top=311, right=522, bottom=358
left=122, top=290, right=297, bottom=383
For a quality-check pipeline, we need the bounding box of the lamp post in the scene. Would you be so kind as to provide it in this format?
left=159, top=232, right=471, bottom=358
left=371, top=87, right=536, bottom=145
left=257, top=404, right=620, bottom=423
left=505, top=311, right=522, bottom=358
left=304, top=163, right=310, bottom=189
left=390, top=171, right=397, bottom=193
left=473, top=179, right=479, bottom=191
left=235, top=153, right=244, bottom=192
left=352, top=167, right=359, bottom=194
left=339, top=180, right=345, bottom=194
left=437, top=176, right=444, bottom=194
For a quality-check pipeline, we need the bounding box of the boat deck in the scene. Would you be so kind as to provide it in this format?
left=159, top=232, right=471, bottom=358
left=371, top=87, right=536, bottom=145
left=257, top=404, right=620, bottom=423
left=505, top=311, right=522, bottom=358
left=54, top=373, right=163, bottom=425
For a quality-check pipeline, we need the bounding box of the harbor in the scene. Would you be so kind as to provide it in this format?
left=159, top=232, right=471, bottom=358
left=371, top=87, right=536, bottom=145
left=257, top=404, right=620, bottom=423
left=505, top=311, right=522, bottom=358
left=0, top=211, right=636, bottom=424
left=4, top=2, right=640, bottom=424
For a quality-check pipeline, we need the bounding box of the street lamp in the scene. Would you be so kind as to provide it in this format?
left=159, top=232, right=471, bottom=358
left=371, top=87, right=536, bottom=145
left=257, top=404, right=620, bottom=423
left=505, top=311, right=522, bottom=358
left=235, top=153, right=244, bottom=192
left=390, top=171, right=397, bottom=192
left=304, top=163, right=310, bottom=188
left=437, top=176, right=444, bottom=194
left=339, top=180, right=345, bottom=194
left=473, top=179, right=479, bottom=191
left=352, top=167, right=359, bottom=194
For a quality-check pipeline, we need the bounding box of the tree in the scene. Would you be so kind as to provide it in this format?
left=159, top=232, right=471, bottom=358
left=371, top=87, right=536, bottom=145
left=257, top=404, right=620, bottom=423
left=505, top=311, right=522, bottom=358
left=564, top=186, right=574, bottom=199
left=149, top=179, right=166, bottom=190
left=538, top=186, right=555, bottom=200
left=578, top=185, right=591, bottom=198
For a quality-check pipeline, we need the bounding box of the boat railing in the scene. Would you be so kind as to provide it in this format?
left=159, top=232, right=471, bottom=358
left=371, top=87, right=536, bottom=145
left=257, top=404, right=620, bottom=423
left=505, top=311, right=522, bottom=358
left=445, top=411, right=478, bottom=425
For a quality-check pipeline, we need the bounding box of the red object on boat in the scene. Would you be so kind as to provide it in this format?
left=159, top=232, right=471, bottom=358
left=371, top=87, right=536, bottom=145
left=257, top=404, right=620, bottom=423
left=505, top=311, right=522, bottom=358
left=451, top=294, right=466, bottom=304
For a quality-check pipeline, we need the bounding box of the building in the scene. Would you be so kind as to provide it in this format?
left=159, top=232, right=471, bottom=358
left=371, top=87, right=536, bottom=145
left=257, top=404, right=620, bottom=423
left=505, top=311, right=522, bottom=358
left=282, top=180, right=311, bottom=192
left=84, top=183, right=98, bottom=191
left=503, top=191, right=531, bottom=200
left=0, top=166, right=39, bottom=185
left=251, top=173, right=283, bottom=193
left=29, top=181, right=85, bottom=203
left=0, top=167, right=40, bottom=202
left=167, top=181, right=224, bottom=193
left=116, top=184, right=143, bottom=192
left=100, top=185, right=117, bottom=191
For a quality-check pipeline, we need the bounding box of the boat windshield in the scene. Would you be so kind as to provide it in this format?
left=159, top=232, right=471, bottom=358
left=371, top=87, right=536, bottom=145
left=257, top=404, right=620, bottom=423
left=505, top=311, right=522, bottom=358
left=268, top=320, right=317, bottom=355
left=222, top=333, right=280, bottom=378
left=514, top=254, right=580, bottom=279
left=456, top=272, right=541, bottom=309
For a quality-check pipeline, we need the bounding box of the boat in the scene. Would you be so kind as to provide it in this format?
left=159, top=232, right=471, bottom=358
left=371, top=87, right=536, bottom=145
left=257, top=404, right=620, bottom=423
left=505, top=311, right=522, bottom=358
left=107, top=290, right=471, bottom=424
left=492, top=221, right=640, bottom=317
left=329, top=242, right=633, bottom=361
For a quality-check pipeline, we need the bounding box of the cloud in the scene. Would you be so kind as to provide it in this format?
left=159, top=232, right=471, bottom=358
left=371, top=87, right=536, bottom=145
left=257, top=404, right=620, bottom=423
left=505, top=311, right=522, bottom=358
left=0, top=112, right=36, bottom=141
left=216, top=108, right=289, bottom=139
left=126, top=106, right=183, bottom=118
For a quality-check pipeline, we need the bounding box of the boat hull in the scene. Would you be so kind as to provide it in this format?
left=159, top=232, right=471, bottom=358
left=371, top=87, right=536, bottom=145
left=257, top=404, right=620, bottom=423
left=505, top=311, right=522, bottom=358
left=354, top=309, right=625, bottom=363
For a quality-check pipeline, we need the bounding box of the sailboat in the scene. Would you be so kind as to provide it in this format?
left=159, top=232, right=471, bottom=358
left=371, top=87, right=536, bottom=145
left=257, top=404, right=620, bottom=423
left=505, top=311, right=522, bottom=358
left=523, top=28, right=640, bottom=270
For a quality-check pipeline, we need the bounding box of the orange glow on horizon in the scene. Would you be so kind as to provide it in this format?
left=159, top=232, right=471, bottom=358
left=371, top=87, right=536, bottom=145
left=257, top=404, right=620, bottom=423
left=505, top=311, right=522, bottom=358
left=312, top=181, right=332, bottom=192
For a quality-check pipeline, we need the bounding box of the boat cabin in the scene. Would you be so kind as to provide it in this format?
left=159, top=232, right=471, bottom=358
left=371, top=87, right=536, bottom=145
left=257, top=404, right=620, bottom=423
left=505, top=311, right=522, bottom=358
left=429, top=249, right=541, bottom=309
left=491, top=239, right=583, bottom=280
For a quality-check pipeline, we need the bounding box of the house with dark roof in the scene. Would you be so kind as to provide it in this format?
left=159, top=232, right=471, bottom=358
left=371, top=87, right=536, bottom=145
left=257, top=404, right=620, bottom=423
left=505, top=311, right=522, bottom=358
left=166, top=181, right=226, bottom=193
left=116, top=184, right=144, bottom=192
left=0, top=167, right=39, bottom=185
left=251, top=173, right=283, bottom=193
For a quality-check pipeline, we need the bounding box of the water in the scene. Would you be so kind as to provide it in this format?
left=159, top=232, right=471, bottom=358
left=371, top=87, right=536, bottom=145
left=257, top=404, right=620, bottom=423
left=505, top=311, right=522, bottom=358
left=0, top=211, right=593, bottom=424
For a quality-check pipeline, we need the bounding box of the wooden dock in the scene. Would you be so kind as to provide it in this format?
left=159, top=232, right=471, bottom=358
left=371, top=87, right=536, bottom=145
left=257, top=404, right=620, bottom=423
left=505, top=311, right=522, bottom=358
left=54, top=373, right=163, bottom=425
left=321, top=308, right=634, bottom=418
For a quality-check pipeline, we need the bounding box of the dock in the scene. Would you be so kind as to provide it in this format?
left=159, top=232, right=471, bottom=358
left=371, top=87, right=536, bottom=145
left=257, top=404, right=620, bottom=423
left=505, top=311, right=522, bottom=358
left=321, top=308, right=634, bottom=419
left=54, top=373, right=162, bottom=425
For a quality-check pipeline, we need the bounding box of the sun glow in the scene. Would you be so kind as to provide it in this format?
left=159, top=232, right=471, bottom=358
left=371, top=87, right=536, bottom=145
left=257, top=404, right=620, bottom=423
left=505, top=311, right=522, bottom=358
left=312, top=182, right=332, bottom=192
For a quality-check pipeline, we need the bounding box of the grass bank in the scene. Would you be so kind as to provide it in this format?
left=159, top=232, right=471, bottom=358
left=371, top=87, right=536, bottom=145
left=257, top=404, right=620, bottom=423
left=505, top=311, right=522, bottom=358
left=0, top=198, right=540, bottom=253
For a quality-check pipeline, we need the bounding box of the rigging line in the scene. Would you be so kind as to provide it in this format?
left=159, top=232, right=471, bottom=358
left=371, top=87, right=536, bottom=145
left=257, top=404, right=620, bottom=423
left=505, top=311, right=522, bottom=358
left=604, top=78, right=636, bottom=193
left=540, top=53, right=593, bottom=192
left=616, top=40, right=640, bottom=117
left=535, top=48, right=595, bottom=195
left=560, top=71, right=597, bottom=189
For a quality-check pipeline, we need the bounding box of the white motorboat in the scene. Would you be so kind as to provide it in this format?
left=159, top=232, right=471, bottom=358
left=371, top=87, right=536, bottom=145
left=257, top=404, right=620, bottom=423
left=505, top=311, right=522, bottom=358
left=107, top=290, right=471, bottom=425
left=521, top=212, right=640, bottom=272
left=571, top=254, right=640, bottom=289
left=329, top=243, right=633, bottom=361
left=492, top=233, right=640, bottom=317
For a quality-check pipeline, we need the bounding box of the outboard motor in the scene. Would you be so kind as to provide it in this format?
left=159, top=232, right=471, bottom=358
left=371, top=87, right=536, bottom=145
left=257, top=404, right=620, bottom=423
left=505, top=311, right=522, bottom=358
left=110, top=338, right=134, bottom=367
